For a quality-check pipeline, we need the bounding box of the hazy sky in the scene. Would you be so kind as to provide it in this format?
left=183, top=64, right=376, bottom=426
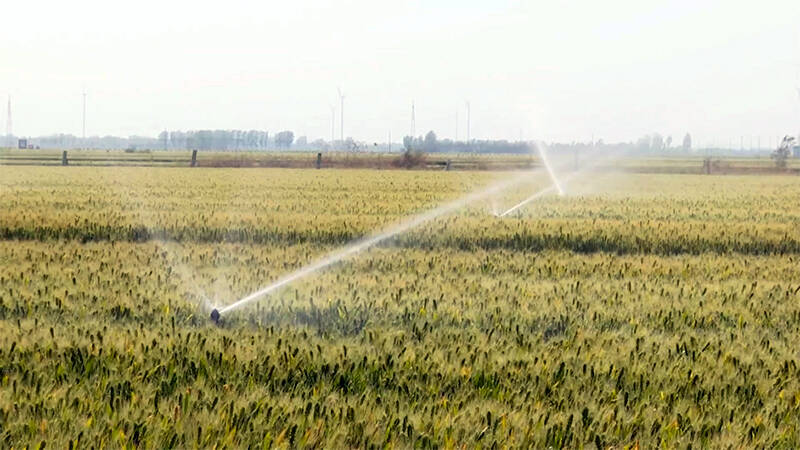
left=2, top=0, right=799, bottom=145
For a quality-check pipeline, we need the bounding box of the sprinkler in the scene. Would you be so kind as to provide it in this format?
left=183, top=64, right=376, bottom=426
left=210, top=308, right=221, bottom=324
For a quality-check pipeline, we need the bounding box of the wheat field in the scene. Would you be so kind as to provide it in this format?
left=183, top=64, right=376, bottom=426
left=1, top=167, right=799, bottom=448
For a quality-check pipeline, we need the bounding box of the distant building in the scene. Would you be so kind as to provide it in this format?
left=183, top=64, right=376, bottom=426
left=18, top=138, right=27, bottom=149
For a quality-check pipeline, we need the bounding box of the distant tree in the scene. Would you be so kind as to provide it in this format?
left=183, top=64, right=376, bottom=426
left=295, top=136, right=308, bottom=148
left=310, top=138, right=329, bottom=150
left=169, top=131, right=186, bottom=149
left=285, top=131, right=295, bottom=148
left=423, top=130, right=438, bottom=152
left=158, top=131, right=169, bottom=150
left=228, top=130, right=237, bottom=149
left=245, top=130, right=260, bottom=149
left=635, top=135, right=652, bottom=152
left=771, top=136, right=795, bottom=169
left=274, top=130, right=295, bottom=148
left=682, top=133, right=692, bottom=152
left=212, top=130, right=228, bottom=150
left=403, top=136, right=414, bottom=151
left=665, top=136, right=673, bottom=149
left=397, top=144, right=425, bottom=168
left=196, top=130, right=213, bottom=150
left=651, top=133, right=664, bottom=151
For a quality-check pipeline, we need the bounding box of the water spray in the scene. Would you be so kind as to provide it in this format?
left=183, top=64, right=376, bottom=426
left=498, top=184, right=560, bottom=217
left=213, top=169, right=551, bottom=319
left=497, top=145, right=632, bottom=217
left=497, top=173, right=578, bottom=216
left=211, top=143, right=626, bottom=322
left=538, top=143, right=564, bottom=196
left=495, top=143, right=567, bottom=217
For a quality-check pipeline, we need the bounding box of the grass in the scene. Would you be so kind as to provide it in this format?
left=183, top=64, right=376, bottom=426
left=1, top=166, right=799, bottom=447
left=3, top=148, right=798, bottom=172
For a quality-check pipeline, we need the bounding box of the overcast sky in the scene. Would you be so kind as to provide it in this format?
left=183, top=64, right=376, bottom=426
left=2, top=0, right=799, bottom=146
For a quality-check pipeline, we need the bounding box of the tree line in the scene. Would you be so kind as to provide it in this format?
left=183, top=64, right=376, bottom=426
left=15, top=130, right=300, bottom=151
left=161, top=130, right=297, bottom=150
left=13, top=128, right=794, bottom=157
left=402, top=131, right=697, bottom=155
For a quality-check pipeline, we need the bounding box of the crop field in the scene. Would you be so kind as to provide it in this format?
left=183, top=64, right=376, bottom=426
left=3, top=148, right=798, bottom=173
left=0, top=149, right=541, bottom=170
left=1, top=166, right=800, bottom=447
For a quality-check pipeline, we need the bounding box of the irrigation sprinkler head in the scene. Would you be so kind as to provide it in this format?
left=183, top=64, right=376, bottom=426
left=210, top=308, right=221, bottom=324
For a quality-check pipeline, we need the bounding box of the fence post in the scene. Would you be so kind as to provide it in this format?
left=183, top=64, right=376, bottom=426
left=61, top=151, right=68, bottom=166
left=191, top=149, right=198, bottom=167
left=445, top=159, right=451, bottom=171
left=316, top=152, right=322, bottom=169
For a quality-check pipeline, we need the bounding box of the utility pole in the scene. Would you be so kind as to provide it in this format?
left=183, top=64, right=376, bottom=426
left=466, top=101, right=471, bottom=143
left=411, top=101, right=415, bottom=137
left=337, top=88, right=345, bottom=143
left=82, top=90, right=87, bottom=150
left=5, top=96, right=11, bottom=149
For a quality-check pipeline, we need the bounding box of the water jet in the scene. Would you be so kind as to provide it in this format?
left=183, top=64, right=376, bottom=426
left=217, top=168, right=545, bottom=316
